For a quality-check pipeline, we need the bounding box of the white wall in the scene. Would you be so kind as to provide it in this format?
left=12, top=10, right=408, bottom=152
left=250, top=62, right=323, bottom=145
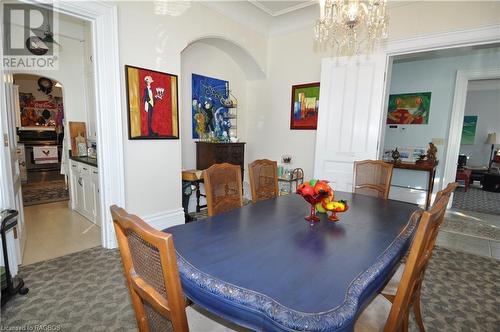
left=4, top=0, right=500, bottom=226
left=180, top=42, right=247, bottom=170
left=11, top=15, right=90, bottom=147
left=246, top=27, right=324, bottom=179
left=460, top=88, right=500, bottom=166
left=116, top=2, right=267, bottom=222
left=245, top=1, right=500, bottom=182
left=383, top=47, right=500, bottom=192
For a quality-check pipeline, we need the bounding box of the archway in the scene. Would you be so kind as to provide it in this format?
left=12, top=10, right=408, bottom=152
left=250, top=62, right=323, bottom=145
left=183, top=36, right=266, bottom=80
left=180, top=36, right=266, bottom=216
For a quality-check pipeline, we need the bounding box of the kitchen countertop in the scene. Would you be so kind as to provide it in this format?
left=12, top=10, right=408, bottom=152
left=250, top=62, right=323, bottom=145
left=70, top=156, right=98, bottom=167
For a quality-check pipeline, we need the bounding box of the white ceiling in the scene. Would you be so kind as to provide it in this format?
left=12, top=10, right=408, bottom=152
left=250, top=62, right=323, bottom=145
left=202, top=1, right=418, bottom=36
left=468, top=79, right=500, bottom=92
left=201, top=1, right=320, bottom=35
left=249, top=1, right=315, bottom=16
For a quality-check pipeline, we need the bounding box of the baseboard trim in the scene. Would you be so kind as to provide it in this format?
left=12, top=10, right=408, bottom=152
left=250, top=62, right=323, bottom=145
left=144, top=208, right=185, bottom=230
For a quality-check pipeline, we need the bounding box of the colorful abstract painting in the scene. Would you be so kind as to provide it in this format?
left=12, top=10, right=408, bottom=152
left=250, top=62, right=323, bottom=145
left=386, top=92, right=431, bottom=125
left=461, top=115, right=478, bottom=145
left=125, top=65, right=179, bottom=139
left=191, top=74, right=230, bottom=139
left=290, top=82, right=320, bottom=130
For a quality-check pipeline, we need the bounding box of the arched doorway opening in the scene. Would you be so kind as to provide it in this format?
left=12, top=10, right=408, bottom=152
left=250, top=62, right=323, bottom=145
left=180, top=36, right=265, bottom=219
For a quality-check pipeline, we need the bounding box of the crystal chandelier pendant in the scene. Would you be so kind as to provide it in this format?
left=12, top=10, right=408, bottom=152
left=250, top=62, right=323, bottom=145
left=315, top=0, right=389, bottom=56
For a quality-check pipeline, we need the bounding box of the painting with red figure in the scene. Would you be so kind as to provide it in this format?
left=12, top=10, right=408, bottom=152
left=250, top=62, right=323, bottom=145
left=125, top=65, right=179, bottom=139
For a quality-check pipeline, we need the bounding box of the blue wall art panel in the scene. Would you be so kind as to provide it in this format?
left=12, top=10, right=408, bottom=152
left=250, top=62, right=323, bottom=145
left=191, top=73, right=230, bottom=139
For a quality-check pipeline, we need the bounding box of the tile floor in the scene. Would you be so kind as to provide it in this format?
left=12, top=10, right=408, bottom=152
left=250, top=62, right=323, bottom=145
left=437, top=208, right=500, bottom=259
left=22, top=201, right=101, bottom=265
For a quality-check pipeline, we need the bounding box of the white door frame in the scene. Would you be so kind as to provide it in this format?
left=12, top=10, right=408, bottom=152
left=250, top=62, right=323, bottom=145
left=0, top=1, right=124, bottom=249
left=442, top=68, right=500, bottom=193
left=375, top=25, right=500, bottom=199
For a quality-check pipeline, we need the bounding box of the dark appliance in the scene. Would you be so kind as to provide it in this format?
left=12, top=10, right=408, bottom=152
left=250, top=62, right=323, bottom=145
left=1, top=210, right=29, bottom=306
left=17, top=129, right=62, bottom=171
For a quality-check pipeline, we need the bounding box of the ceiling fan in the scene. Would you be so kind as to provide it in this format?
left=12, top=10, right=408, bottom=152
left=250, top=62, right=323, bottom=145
left=39, top=23, right=60, bottom=46
left=25, top=13, right=60, bottom=55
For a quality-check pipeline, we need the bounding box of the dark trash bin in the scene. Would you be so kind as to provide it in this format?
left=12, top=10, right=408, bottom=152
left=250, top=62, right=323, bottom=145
left=1, top=209, right=29, bottom=306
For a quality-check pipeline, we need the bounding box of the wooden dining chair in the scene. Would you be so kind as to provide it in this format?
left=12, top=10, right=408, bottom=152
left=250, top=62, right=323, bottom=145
left=353, top=160, right=394, bottom=200
left=248, top=159, right=279, bottom=202
left=356, top=192, right=451, bottom=332
left=434, top=182, right=459, bottom=207
left=203, top=163, right=243, bottom=217
left=110, top=205, right=189, bottom=332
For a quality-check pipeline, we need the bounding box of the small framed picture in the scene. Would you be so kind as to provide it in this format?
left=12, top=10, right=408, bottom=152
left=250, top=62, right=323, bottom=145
left=398, top=148, right=412, bottom=162
left=290, top=82, right=320, bottom=130
left=125, top=65, right=179, bottom=139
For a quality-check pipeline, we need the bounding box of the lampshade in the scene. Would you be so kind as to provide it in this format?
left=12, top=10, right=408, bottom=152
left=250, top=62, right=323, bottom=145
left=486, top=133, right=498, bottom=144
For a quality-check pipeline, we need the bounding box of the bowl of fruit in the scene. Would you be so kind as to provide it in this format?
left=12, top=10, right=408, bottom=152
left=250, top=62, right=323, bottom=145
left=297, top=179, right=348, bottom=223
left=321, top=199, right=348, bottom=222
left=296, top=179, right=332, bottom=223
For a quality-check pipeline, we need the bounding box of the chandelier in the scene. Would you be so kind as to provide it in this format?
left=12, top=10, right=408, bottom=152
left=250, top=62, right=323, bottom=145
left=314, top=0, right=389, bottom=55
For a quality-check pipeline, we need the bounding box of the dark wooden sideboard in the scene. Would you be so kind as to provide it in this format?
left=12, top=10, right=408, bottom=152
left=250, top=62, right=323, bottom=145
left=196, top=142, right=246, bottom=178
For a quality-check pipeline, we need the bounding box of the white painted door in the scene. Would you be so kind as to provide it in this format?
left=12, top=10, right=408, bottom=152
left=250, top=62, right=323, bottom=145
left=314, top=55, right=388, bottom=192
left=3, top=78, right=26, bottom=268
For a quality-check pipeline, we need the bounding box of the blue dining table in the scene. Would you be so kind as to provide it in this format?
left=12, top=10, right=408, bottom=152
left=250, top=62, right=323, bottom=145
left=165, top=192, right=420, bottom=332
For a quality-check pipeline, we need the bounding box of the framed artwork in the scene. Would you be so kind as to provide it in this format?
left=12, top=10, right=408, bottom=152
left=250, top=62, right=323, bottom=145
left=290, top=82, right=320, bottom=130
left=125, top=65, right=179, bottom=139
left=191, top=73, right=229, bottom=139
left=382, top=146, right=426, bottom=162
left=461, top=115, right=478, bottom=145
left=386, top=92, right=431, bottom=125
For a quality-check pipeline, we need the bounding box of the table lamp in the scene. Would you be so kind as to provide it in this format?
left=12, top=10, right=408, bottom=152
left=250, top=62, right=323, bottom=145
left=486, top=132, right=499, bottom=168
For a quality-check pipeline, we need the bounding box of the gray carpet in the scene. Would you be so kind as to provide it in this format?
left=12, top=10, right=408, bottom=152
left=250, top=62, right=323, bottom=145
left=452, top=187, right=500, bottom=215
left=1, top=246, right=499, bottom=331
left=22, top=180, right=69, bottom=206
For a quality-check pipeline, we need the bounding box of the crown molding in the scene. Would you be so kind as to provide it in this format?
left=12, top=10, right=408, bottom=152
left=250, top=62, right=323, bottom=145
left=248, top=0, right=316, bottom=17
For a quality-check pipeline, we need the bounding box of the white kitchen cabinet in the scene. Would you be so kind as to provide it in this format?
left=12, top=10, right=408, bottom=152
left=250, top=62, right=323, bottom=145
left=79, top=163, right=93, bottom=220
left=69, top=160, right=100, bottom=225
